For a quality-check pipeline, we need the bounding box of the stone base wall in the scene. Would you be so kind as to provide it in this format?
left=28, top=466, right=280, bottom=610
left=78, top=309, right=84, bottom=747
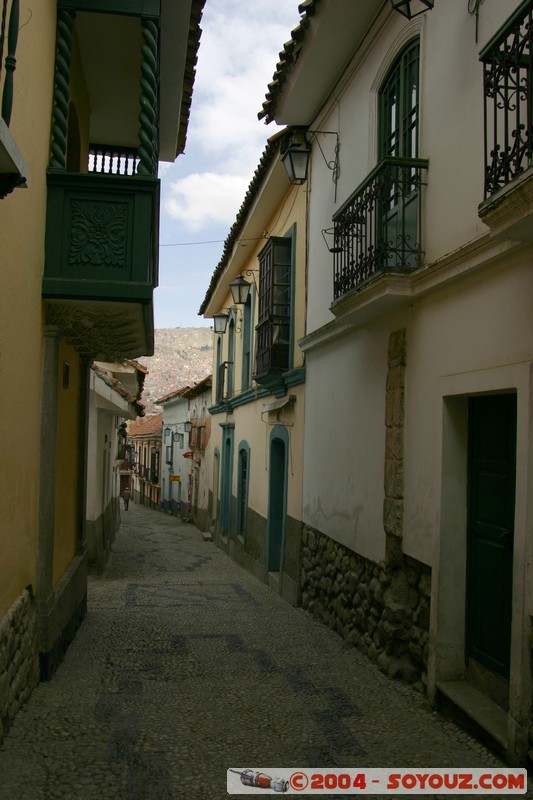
left=86, top=499, right=120, bottom=574
left=38, top=552, right=88, bottom=681
left=161, top=499, right=180, bottom=517
left=0, top=588, right=39, bottom=740
left=301, top=525, right=431, bottom=692
left=213, top=498, right=302, bottom=606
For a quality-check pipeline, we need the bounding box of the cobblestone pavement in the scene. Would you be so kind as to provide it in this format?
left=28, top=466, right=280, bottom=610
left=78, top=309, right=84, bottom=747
left=0, top=503, right=529, bottom=799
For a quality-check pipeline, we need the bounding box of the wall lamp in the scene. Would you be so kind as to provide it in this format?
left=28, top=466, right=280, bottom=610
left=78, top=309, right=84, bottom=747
left=390, top=0, right=434, bottom=19
left=164, top=422, right=191, bottom=438
left=214, top=270, right=259, bottom=334
left=213, top=308, right=244, bottom=335
left=229, top=269, right=258, bottom=304
left=281, top=128, right=340, bottom=200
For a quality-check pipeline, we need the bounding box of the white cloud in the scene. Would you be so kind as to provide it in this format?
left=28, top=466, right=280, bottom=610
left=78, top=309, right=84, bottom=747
left=190, top=3, right=297, bottom=168
left=160, top=1, right=302, bottom=233
left=164, top=172, right=248, bottom=232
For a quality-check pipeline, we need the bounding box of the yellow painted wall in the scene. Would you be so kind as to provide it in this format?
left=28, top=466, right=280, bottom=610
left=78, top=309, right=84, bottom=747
left=211, top=181, right=307, bottom=522
left=216, top=183, right=307, bottom=395
left=0, top=1, right=57, bottom=618
left=53, top=340, right=81, bottom=586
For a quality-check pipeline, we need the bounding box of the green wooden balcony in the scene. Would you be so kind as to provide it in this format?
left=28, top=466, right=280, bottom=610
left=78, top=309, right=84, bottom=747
left=43, top=168, right=159, bottom=304
left=42, top=157, right=160, bottom=360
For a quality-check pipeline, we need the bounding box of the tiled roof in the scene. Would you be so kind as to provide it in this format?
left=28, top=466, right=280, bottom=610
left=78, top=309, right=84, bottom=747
left=125, top=359, right=148, bottom=375
left=155, top=385, right=192, bottom=404
left=198, top=138, right=280, bottom=314
left=177, top=0, right=206, bottom=155
left=182, top=374, right=212, bottom=398
left=91, top=364, right=145, bottom=417
left=258, top=0, right=322, bottom=125
left=128, top=413, right=163, bottom=438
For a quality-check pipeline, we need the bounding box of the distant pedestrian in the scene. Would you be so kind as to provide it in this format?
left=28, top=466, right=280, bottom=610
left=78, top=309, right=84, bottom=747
left=122, top=488, right=131, bottom=511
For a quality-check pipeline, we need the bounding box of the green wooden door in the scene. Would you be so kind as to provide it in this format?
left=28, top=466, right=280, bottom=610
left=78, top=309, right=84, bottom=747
left=467, top=395, right=516, bottom=678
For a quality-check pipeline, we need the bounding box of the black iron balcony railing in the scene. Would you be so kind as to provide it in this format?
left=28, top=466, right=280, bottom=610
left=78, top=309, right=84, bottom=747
left=481, top=2, right=533, bottom=199
left=332, top=157, right=428, bottom=301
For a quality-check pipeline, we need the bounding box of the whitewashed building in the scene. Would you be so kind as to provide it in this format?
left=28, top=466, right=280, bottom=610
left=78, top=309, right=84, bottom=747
left=259, top=0, right=533, bottom=763
left=157, top=386, right=193, bottom=518
left=86, top=362, right=145, bottom=572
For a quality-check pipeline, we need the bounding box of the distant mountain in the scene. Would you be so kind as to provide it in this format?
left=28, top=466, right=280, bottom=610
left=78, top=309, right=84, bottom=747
left=138, top=327, right=213, bottom=412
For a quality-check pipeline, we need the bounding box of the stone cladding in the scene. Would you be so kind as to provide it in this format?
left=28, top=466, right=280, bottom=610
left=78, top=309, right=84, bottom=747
left=0, top=588, right=39, bottom=739
left=301, top=526, right=431, bottom=691
left=301, top=329, right=431, bottom=691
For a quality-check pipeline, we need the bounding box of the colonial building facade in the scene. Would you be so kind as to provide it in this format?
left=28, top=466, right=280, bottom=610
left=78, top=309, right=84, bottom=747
left=200, top=134, right=307, bottom=606
left=0, top=0, right=203, bottom=738
left=129, top=414, right=163, bottom=509
left=86, top=361, right=145, bottom=573
left=257, top=0, right=533, bottom=764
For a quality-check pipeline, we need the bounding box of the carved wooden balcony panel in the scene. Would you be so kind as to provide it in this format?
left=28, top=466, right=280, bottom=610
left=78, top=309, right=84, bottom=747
left=43, top=170, right=159, bottom=303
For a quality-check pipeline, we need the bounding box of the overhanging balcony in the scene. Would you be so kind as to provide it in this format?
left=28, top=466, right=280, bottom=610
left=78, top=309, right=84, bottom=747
left=0, top=0, right=28, bottom=198
left=478, top=2, right=533, bottom=242
left=43, top=149, right=159, bottom=360
left=331, top=157, right=428, bottom=304
left=254, top=317, right=290, bottom=386
left=42, top=4, right=165, bottom=360
left=44, top=156, right=158, bottom=305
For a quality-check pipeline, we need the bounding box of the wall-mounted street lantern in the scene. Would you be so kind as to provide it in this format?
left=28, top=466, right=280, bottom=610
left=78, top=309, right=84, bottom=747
left=213, top=312, right=230, bottom=334
left=390, top=0, right=434, bottom=19
left=281, top=128, right=340, bottom=200
left=281, top=142, right=312, bottom=185
left=214, top=309, right=243, bottom=335
left=229, top=275, right=252, bottom=305
left=214, top=270, right=259, bottom=334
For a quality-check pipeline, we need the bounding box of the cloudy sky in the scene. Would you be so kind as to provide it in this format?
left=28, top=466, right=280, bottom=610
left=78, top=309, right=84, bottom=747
left=155, top=0, right=304, bottom=329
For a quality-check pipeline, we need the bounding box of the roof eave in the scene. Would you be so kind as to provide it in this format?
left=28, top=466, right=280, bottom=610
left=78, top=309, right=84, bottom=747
left=160, top=0, right=205, bottom=161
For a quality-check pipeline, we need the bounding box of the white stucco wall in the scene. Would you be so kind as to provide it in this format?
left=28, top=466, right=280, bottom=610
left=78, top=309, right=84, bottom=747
left=160, top=395, right=189, bottom=511
left=305, top=2, right=526, bottom=340
left=302, top=0, right=533, bottom=571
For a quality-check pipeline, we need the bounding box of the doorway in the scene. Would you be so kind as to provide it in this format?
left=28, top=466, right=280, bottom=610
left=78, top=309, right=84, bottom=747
left=466, top=394, right=516, bottom=695
left=220, top=427, right=234, bottom=537
left=267, top=428, right=288, bottom=573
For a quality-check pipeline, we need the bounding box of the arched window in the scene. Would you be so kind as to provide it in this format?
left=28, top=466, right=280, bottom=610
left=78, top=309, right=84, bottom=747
left=378, top=38, right=421, bottom=269
left=379, top=38, right=419, bottom=160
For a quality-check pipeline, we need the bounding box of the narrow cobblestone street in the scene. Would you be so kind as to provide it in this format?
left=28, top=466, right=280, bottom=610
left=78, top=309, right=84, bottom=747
left=0, top=503, right=527, bottom=799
